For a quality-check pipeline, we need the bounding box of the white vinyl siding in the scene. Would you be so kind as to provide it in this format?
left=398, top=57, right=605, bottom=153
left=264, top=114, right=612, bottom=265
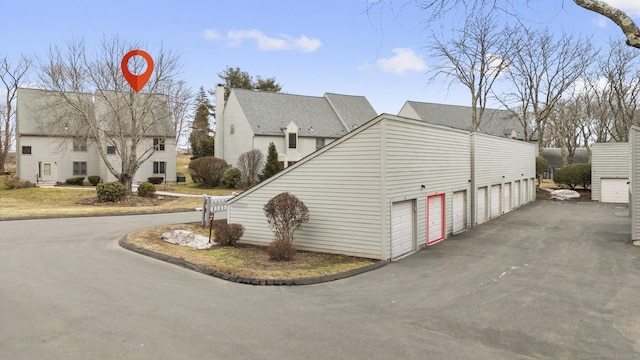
left=630, top=127, right=640, bottom=240
left=592, top=143, right=629, bottom=202
left=229, top=121, right=383, bottom=259
left=220, top=93, right=256, bottom=167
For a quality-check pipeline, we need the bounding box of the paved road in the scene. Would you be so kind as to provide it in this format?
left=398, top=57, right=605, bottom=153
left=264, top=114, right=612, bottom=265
left=1, top=201, right=639, bottom=359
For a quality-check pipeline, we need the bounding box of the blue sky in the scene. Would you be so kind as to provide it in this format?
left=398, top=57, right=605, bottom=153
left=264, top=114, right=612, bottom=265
left=2, top=1, right=640, bottom=114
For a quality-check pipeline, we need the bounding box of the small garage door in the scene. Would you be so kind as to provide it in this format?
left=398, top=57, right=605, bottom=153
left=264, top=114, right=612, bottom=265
left=503, top=182, right=512, bottom=213
left=514, top=181, right=521, bottom=208
left=601, top=178, right=629, bottom=203
left=427, top=194, right=445, bottom=245
left=490, top=185, right=501, bottom=219
left=391, top=200, right=415, bottom=259
left=477, top=186, right=488, bottom=224
left=523, top=179, right=529, bottom=203
left=452, top=191, right=467, bottom=234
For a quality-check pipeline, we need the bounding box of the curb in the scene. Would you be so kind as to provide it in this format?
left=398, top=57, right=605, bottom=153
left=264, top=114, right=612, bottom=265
left=118, top=237, right=388, bottom=286
left=0, top=208, right=197, bottom=222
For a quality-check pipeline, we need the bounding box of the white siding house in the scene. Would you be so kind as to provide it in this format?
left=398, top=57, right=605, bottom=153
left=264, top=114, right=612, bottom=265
left=592, top=143, right=629, bottom=203
left=630, top=127, right=640, bottom=241
left=227, top=114, right=536, bottom=261
left=213, top=85, right=377, bottom=168
left=16, top=88, right=176, bottom=185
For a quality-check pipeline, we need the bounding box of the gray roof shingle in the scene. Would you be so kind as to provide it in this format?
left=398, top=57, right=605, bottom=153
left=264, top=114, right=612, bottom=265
left=231, top=89, right=377, bottom=138
left=402, top=101, right=534, bottom=140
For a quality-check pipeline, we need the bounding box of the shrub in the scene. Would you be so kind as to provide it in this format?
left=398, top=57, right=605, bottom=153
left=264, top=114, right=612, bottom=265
left=65, top=177, right=85, bottom=186
left=137, top=182, right=156, bottom=198
left=237, top=149, right=264, bottom=187
left=263, top=192, right=309, bottom=259
left=96, top=181, right=125, bottom=202
left=87, top=175, right=101, bottom=186
left=223, top=167, right=241, bottom=188
left=260, top=142, right=280, bottom=181
left=214, top=223, right=245, bottom=246
left=267, top=238, right=297, bottom=261
left=147, top=176, right=164, bottom=185
left=4, top=175, right=34, bottom=190
left=553, top=163, right=591, bottom=190
left=188, top=156, right=228, bottom=187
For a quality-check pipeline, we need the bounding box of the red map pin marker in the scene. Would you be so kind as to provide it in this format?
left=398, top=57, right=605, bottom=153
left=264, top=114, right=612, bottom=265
left=121, top=49, right=154, bottom=93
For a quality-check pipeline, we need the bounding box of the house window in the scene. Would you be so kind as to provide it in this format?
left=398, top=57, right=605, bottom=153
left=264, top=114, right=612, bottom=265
left=288, top=133, right=297, bottom=149
left=153, top=161, right=166, bottom=174
left=106, top=146, right=116, bottom=155
left=73, top=137, right=87, bottom=152
left=153, top=138, right=165, bottom=151
left=230, top=125, right=235, bottom=135
left=21, top=146, right=32, bottom=155
left=73, top=161, right=87, bottom=175
left=316, top=138, right=325, bottom=150
left=287, top=161, right=297, bottom=167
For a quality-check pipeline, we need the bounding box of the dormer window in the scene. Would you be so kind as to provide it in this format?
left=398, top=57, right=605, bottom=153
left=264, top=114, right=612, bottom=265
left=288, top=133, right=297, bottom=149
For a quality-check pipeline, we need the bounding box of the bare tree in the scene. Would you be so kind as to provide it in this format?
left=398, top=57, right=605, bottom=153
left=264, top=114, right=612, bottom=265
left=499, top=27, right=596, bottom=154
left=160, top=79, right=193, bottom=149
left=237, top=149, right=264, bottom=187
left=429, top=11, right=511, bottom=131
left=38, top=37, right=182, bottom=196
left=372, top=1, right=640, bottom=49
left=0, top=55, right=31, bottom=173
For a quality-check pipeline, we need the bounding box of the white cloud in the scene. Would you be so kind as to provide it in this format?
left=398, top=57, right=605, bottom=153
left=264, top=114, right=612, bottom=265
left=362, top=48, right=427, bottom=74
left=592, top=17, right=609, bottom=28
left=204, top=29, right=321, bottom=52
left=203, top=29, right=221, bottom=40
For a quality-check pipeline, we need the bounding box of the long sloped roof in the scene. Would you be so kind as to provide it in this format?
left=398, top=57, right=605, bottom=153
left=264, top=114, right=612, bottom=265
left=402, top=101, right=533, bottom=140
left=231, top=89, right=377, bottom=138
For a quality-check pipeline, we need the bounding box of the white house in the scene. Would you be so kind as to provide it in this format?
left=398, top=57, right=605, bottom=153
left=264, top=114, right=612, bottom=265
left=213, top=85, right=377, bottom=168
left=16, top=88, right=176, bottom=185
left=226, top=114, right=536, bottom=261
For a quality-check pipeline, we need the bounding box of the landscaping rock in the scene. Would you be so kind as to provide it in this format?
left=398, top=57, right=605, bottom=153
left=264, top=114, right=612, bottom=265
left=161, top=230, right=214, bottom=249
left=550, top=189, right=581, bottom=201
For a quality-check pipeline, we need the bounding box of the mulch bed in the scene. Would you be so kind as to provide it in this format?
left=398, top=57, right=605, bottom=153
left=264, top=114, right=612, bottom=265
left=76, top=195, right=178, bottom=207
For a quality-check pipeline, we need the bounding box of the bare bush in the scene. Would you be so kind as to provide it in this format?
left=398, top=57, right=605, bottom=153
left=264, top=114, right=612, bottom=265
left=237, top=149, right=264, bottom=187
left=263, top=192, right=309, bottom=245
left=4, top=174, right=34, bottom=190
left=214, top=223, right=245, bottom=246
left=267, top=238, right=297, bottom=261
left=188, top=156, right=228, bottom=187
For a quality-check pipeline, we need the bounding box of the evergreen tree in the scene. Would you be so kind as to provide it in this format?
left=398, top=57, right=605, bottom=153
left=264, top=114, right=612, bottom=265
left=215, top=66, right=283, bottom=102
left=260, top=142, right=280, bottom=181
left=189, top=104, right=214, bottom=159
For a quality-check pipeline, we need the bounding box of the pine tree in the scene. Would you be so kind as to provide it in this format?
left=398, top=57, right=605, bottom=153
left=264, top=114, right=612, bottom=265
left=189, top=104, right=214, bottom=159
left=260, top=142, right=280, bottom=181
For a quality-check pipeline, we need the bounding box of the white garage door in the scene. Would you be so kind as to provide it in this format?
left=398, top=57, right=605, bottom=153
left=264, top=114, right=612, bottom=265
left=503, top=182, right=512, bottom=213
left=427, top=194, right=444, bottom=245
left=523, top=179, right=529, bottom=203
left=514, top=181, right=521, bottom=208
left=490, top=185, right=501, bottom=219
left=477, top=187, right=488, bottom=224
left=601, top=178, right=629, bottom=203
left=391, top=200, right=414, bottom=259
left=452, top=191, right=467, bottom=234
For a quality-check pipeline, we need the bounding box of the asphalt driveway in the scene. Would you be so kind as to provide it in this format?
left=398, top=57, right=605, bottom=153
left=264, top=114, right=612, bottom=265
left=1, top=200, right=638, bottom=359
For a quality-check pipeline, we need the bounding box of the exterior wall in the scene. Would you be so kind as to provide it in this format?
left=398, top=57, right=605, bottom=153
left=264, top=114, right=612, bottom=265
left=472, top=133, right=536, bottom=224
left=221, top=93, right=255, bottom=167
left=631, top=127, right=640, bottom=240
left=382, top=119, right=471, bottom=258
left=253, top=135, right=336, bottom=168
left=228, top=121, right=384, bottom=259
left=592, top=142, right=629, bottom=201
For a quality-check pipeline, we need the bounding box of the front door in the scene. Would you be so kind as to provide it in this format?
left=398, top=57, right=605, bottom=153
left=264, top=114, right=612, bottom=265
left=42, top=162, right=53, bottom=182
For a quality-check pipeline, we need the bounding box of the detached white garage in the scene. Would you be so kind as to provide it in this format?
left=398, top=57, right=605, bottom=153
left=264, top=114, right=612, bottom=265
left=592, top=142, right=629, bottom=203
left=227, top=114, right=535, bottom=260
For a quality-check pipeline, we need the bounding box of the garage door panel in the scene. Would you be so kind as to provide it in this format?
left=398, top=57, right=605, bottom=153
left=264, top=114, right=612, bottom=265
left=601, top=178, right=629, bottom=203
left=391, top=201, right=414, bottom=259
left=477, top=187, right=488, bottom=224
left=453, top=191, right=466, bottom=233
left=503, top=183, right=512, bottom=213
left=427, top=194, right=445, bottom=245
left=491, top=185, right=501, bottom=219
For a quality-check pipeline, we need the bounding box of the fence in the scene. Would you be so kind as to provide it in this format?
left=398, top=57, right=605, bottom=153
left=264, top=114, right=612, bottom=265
left=201, top=194, right=235, bottom=226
